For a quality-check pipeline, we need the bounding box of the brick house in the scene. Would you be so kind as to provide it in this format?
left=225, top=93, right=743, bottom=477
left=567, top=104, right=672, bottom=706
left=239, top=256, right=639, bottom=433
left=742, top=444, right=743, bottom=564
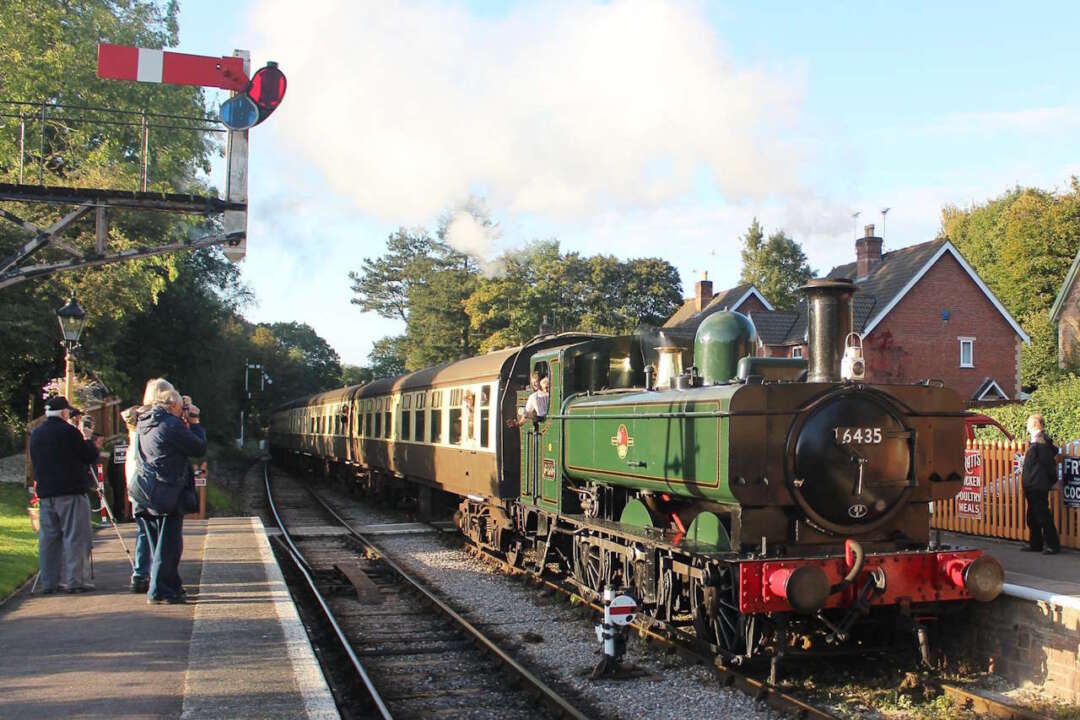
left=668, top=226, right=1029, bottom=404
left=1049, top=248, right=1080, bottom=369
left=663, top=275, right=773, bottom=331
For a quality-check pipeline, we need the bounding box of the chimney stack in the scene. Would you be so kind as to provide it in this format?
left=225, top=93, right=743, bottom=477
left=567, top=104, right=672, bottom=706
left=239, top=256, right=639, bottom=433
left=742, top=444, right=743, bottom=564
left=695, top=271, right=713, bottom=312
left=856, top=224, right=883, bottom=278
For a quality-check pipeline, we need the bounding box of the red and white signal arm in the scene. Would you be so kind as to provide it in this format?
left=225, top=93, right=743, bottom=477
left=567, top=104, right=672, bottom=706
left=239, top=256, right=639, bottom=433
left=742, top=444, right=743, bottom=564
left=609, top=594, right=637, bottom=626
left=97, top=44, right=249, bottom=90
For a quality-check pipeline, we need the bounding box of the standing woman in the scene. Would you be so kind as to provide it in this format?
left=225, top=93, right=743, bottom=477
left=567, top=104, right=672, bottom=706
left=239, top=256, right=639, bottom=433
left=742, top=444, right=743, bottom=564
left=1021, top=413, right=1061, bottom=555
left=136, top=388, right=206, bottom=603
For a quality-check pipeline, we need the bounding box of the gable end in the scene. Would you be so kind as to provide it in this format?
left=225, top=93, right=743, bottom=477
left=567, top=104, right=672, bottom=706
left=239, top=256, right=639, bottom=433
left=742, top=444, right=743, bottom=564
left=861, top=241, right=1030, bottom=344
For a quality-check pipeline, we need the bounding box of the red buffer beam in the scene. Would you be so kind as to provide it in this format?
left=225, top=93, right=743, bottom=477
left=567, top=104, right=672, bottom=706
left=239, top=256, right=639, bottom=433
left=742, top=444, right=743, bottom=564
left=97, top=44, right=249, bottom=91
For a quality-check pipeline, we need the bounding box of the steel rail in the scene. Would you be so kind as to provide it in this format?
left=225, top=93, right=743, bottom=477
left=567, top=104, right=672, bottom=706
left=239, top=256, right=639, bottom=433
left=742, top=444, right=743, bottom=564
left=302, top=486, right=593, bottom=720
left=938, top=683, right=1054, bottom=720
left=463, top=543, right=839, bottom=720
left=263, top=464, right=393, bottom=720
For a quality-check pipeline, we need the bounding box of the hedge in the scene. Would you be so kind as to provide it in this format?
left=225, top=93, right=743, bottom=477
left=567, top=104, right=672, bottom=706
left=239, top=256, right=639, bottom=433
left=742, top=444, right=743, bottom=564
left=979, top=374, right=1080, bottom=443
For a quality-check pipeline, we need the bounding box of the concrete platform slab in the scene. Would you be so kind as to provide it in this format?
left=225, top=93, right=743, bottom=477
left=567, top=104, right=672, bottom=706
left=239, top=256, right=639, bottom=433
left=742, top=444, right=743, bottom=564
left=0, top=517, right=339, bottom=720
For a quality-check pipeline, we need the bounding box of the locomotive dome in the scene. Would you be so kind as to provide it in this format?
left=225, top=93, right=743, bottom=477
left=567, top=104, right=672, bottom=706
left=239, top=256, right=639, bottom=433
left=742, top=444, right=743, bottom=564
left=693, top=310, right=756, bottom=385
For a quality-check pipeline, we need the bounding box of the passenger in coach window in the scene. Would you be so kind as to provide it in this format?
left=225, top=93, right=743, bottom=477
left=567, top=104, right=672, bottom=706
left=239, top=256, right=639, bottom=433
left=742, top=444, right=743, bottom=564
left=524, top=376, right=550, bottom=421
left=1021, top=413, right=1061, bottom=555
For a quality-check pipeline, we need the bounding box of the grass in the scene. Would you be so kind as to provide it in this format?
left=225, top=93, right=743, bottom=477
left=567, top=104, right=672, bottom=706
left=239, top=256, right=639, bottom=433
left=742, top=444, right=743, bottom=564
left=0, top=483, right=38, bottom=601
left=206, top=479, right=242, bottom=516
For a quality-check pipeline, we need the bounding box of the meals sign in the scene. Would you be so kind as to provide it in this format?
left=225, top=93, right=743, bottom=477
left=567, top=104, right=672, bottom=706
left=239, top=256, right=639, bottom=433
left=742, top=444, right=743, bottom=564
left=957, top=449, right=983, bottom=519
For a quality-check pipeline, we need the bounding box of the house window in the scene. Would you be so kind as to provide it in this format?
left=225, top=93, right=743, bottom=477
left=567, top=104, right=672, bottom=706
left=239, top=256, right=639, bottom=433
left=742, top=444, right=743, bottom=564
left=791, top=346, right=803, bottom=359
left=959, top=337, right=975, bottom=368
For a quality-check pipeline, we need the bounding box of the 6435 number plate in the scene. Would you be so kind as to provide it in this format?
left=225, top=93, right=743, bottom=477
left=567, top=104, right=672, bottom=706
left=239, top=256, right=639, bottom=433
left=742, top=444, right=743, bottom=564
left=834, top=426, right=883, bottom=444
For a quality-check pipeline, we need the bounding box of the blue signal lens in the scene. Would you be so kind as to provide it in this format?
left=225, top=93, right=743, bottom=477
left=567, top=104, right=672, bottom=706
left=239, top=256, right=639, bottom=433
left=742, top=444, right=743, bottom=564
left=221, top=94, right=259, bottom=131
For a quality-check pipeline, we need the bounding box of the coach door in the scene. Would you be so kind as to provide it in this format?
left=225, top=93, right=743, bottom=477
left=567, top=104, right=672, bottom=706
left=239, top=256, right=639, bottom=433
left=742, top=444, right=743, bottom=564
left=520, top=354, right=561, bottom=513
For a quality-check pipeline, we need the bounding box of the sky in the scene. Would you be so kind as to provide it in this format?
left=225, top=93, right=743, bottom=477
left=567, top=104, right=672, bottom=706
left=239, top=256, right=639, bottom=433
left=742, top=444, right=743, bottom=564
left=176, top=0, right=1080, bottom=365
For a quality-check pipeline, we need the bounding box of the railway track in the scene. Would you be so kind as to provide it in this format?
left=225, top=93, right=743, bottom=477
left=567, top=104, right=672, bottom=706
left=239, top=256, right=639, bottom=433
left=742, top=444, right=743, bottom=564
left=265, top=464, right=594, bottom=720
left=464, top=543, right=1054, bottom=720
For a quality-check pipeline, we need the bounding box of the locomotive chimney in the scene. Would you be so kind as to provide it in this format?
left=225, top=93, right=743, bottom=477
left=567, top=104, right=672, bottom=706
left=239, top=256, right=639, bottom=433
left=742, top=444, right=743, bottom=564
left=802, top=278, right=855, bottom=383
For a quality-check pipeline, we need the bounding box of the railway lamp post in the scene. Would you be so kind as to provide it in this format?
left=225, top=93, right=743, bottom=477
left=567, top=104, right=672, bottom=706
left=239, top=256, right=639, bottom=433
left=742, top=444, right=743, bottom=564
left=56, top=294, right=87, bottom=400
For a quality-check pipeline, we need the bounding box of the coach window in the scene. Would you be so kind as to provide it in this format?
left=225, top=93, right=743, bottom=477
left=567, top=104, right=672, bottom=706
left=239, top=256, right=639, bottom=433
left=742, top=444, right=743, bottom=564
left=401, top=394, right=412, bottom=441
left=383, top=404, right=392, bottom=438
left=448, top=388, right=463, bottom=445
left=374, top=405, right=382, bottom=438
left=430, top=391, right=443, bottom=444
left=479, top=384, right=491, bottom=449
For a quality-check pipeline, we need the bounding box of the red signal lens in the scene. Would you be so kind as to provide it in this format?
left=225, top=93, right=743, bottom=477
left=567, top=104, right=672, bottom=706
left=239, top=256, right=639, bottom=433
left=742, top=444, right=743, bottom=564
left=246, top=62, right=287, bottom=125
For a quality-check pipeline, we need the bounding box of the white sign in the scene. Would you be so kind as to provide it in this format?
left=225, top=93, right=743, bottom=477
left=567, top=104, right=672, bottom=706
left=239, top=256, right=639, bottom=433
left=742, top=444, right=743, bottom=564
left=609, top=594, right=638, bottom=626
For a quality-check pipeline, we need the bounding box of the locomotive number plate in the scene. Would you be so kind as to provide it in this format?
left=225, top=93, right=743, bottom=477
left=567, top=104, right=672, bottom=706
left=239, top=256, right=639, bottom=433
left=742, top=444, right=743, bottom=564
left=834, top=426, right=883, bottom=444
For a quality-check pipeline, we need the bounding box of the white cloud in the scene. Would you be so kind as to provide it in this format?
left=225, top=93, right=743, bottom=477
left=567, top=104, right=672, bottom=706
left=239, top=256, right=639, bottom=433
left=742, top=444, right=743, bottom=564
left=252, top=0, right=805, bottom=222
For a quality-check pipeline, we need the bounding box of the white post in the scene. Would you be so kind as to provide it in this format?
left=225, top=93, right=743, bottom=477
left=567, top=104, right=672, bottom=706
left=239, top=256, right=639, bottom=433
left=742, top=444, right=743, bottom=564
left=239, top=409, right=245, bottom=448
left=223, top=49, right=250, bottom=263
left=602, top=585, right=615, bottom=659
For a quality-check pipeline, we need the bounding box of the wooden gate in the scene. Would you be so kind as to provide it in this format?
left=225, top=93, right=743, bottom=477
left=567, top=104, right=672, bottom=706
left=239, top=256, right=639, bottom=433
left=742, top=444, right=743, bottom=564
left=932, top=439, right=1080, bottom=549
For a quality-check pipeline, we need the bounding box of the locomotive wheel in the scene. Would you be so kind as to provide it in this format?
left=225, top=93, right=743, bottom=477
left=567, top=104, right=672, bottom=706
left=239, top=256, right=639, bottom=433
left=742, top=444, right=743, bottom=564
left=505, top=540, right=523, bottom=568
left=691, top=564, right=747, bottom=655
left=573, top=537, right=606, bottom=595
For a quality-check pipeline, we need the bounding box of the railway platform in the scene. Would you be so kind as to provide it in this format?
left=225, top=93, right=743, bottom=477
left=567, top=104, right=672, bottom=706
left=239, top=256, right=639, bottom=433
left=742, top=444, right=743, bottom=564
left=0, top=517, right=339, bottom=720
left=941, top=532, right=1080, bottom=703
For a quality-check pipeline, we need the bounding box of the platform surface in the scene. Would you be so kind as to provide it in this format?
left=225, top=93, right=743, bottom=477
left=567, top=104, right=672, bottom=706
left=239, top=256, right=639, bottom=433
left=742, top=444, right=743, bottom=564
left=942, top=531, right=1080, bottom=603
left=0, top=517, right=338, bottom=719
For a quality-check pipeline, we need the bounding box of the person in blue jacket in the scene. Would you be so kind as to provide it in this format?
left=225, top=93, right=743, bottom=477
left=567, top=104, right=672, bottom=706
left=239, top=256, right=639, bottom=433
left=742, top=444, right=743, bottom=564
left=137, top=388, right=206, bottom=603
left=30, top=395, right=102, bottom=593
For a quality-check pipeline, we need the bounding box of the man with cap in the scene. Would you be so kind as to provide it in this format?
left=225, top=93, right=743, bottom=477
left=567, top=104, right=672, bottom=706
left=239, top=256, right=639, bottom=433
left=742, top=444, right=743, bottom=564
left=30, top=396, right=103, bottom=593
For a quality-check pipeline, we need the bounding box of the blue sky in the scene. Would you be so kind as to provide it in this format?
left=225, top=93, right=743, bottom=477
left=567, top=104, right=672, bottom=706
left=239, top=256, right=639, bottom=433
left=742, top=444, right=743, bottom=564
left=177, top=1, right=1080, bottom=365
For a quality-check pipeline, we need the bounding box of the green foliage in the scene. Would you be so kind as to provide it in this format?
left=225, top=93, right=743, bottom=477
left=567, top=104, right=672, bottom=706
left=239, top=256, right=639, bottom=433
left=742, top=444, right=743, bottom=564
left=1020, top=309, right=1063, bottom=390
left=979, top=375, right=1080, bottom=442
left=466, top=241, right=683, bottom=354
left=341, top=364, right=374, bottom=387
left=0, top=484, right=38, bottom=600
left=738, top=218, right=814, bottom=310
left=368, top=336, right=408, bottom=378
left=943, top=180, right=1080, bottom=388
left=0, top=0, right=214, bottom=188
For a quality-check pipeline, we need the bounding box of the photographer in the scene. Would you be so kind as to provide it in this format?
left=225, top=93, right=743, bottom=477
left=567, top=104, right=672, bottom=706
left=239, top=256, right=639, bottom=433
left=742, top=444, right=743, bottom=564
left=135, top=388, right=206, bottom=604
left=30, top=396, right=102, bottom=594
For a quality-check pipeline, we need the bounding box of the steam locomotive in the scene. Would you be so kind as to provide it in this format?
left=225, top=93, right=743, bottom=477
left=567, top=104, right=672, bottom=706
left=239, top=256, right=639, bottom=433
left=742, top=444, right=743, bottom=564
left=269, top=278, right=1003, bottom=666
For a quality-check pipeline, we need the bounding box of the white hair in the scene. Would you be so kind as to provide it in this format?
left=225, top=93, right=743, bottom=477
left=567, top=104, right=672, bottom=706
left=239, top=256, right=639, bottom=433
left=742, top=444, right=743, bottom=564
left=153, top=388, right=181, bottom=408
left=142, top=377, right=174, bottom=406
left=45, top=408, right=66, bottom=418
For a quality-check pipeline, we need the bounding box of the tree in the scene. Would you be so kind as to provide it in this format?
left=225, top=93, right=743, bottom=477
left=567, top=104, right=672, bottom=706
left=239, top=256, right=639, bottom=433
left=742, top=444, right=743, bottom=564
left=369, top=336, right=407, bottom=378
left=348, top=228, right=435, bottom=322
left=738, top=219, right=813, bottom=310
left=942, top=180, right=1080, bottom=389
left=0, top=1, right=220, bottom=441
left=263, top=322, right=342, bottom=392
left=341, top=364, right=374, bottom=387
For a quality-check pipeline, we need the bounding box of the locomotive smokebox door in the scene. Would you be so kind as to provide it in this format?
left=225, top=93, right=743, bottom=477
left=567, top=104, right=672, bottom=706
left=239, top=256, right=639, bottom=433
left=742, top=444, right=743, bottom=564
left=789, top=390, right=915, bottom=534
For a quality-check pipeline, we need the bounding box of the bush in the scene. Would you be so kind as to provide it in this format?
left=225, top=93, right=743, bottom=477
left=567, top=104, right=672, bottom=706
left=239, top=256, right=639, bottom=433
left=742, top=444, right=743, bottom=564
left=980, top=374, right=1080, bottom=442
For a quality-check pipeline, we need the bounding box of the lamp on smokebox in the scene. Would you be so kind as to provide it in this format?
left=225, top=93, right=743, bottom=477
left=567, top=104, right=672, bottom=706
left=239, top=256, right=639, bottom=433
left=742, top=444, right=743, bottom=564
left=56, top=294, right=87, bottom=401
